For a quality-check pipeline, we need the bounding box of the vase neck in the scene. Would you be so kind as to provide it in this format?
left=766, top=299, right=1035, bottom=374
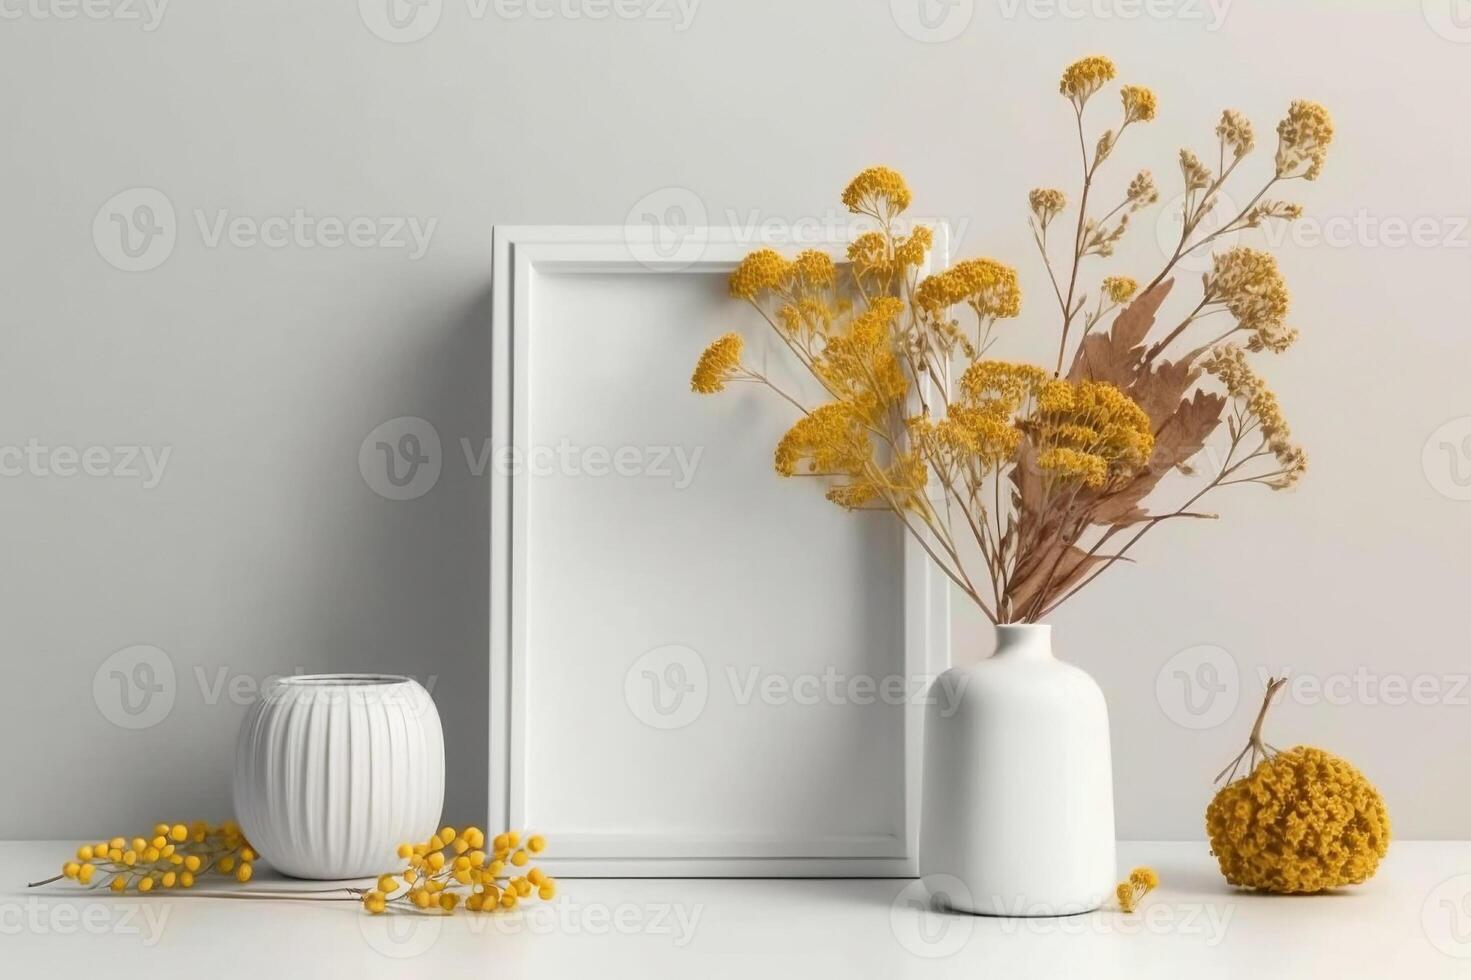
left=992, top=624, right=1054, bottom=660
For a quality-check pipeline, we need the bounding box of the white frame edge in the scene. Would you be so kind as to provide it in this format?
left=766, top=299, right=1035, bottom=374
left=488, top=225, right=952, bottom=876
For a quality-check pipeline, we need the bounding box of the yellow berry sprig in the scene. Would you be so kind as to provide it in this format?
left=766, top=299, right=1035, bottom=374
left=1115, top=866, right=1159, bottom=913
left=360, top=827, right=552, bottom=915
left=36, top=821, right=256, bottom=893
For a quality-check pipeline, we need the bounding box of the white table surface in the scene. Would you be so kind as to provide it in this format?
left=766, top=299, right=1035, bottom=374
left=3, top=841, right=1468, bottom=977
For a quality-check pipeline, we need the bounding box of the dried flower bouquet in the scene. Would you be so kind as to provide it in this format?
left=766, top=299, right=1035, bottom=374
left=692, top=56, right=1331, bottom=624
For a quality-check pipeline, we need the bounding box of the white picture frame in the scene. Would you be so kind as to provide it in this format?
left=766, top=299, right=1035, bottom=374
left=489, top=224, right=951, bottom=876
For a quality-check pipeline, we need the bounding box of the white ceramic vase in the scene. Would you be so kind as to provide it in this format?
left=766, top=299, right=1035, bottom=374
left=919, top=624, right=1116, bottom=915
left=233, top=674, right=445, bottom=879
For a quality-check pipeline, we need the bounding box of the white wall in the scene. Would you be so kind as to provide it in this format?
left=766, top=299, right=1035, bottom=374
left=2, top=0, right=1467, bottom=840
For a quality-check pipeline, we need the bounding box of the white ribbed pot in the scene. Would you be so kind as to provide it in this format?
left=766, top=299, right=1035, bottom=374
left=233, top=674, right=445, bottom=879
left=919, top=625, right=1116, bottom=915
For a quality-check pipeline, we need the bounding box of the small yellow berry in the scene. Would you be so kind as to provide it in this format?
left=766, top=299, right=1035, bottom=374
left=506, top=832, right=520, bottom=847
left=154, top=824, right=169, bottom=837
left=241, top=848, right=256, bottom=862
left=108, top=848, right=123, bottom=862
left=219, top=856, right=236, bottom=873
left=500, top=891, right=517, bottom=909
left=468, top=850, right=486, bottom=867
left=403, top=869, right=418, bottom=883
left=109, top=837, right=125, bottom=850
left=427, top=834, right=444, bottom=851
left=131, top=838, right=147, bottom=853
left=143, top=847, right=160, bottom=863
left=440, top=827, right=456, bottom=844
left=76, top=845, right=94, bottom=862
left=397, top=843, right=414, bottom=859
left=466, top=894, right=484, bottom=912
left=515, top=879, right=532, bottom=897
left=162, top=872, right=177, bottom=888
left=538, top=881, right=556, bottom=901
left=492, top=834, right=510, bottom=851
left=482, top=884, right=501, bottom=904
left=489, top=860, right=505, bottom=876
left=511, top=849, right=528, bottom=867
left=170, top=824, right=188, bottom=842
left=528, top=868, right=546, bottom=886
left=161, top=844, right=175, bottom=858
left=453, top=856, right=471, bottom=872
left=78, top=864, right=95, bottom=884
left=111, top=877, right=127, bottom=893
left=527, top=835, right=546, bottom=853
left=464, top=827, right=484, bottom=848
left=151, top=836, right=167, bottom=850
left=179, top=871, right=195, bottom=888
left=138, top=877, right=155, bottom=893
left=63, top=862, right=80, bottom=879
left=236, top=863, right=253, bottom=883
left=122, top=850, right=138, bottom=866
left=413, top=890, right=433, bottom=909
left=439, top=893, right=459, bottom=912
left=377, top=875, right=398, bottom=894
left=453, top=837, right=470, bottom=855
left=427, top=852, right=445, bottom=870
left=184, top=855, right=202, bottom=872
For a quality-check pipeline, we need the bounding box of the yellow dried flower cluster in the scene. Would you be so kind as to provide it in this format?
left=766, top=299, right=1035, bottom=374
left=841, top=165, right=912, bottom=218
left=847, top=226, right=932, bottom=282
left=1207, top=748, right=1389, bottom=893
left=1275, top=100, right=1334, bottom=181
left=57, top=821, right=254, bottom=893
left=691, top=333, right=744, bottom=393
left=1029, top=378, right=1154, bottom=488
left=1101, top=275, right=1137, bottom=304
left=1203, top=345, right=1307, bottom=489
left=1205, top=247, right=1296, bottom=353
left=1120, top=85, right=1157, bottom=123
left=362, top=827, right=552, bottom=915
left=1216, top=109, right=1255, bottom=159
left=1115, top=866, right=1159, bottom=913
left=915, top=258, right=1022, bottom=320
left=1059, top=55, right=1117, bottom=105
left=729, top=248, right=792, bottom=300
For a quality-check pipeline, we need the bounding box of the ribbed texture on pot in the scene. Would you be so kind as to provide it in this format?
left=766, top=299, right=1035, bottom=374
left=233, top=675, right=444, bottom=879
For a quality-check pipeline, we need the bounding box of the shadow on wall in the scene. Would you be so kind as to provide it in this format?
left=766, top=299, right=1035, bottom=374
left=307, top=283, right=494, bottom=828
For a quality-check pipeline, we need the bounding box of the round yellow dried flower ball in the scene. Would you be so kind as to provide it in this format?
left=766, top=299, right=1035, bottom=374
left=728, top=248, right=792, bottom=300
left=1206, top=679, right=1390, bottom=894
left=1120, top=85, right=1157, bottom=123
